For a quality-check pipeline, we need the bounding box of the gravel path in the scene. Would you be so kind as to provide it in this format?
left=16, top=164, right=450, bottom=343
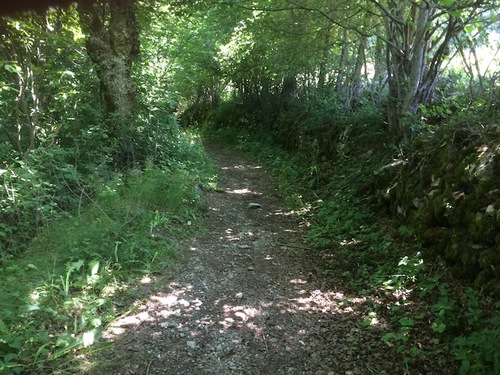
left=93, top=143, right=405, bottom=375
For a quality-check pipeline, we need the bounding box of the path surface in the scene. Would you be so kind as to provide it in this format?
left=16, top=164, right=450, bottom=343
left=95, top=144, right=404, bottom=375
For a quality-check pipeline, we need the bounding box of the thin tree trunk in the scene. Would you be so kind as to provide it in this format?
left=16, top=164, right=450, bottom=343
left=335, top=29, right=349, bottom=95
left=378, top=0, right=462, bottom=141
left=349, top=34, right=367, bottom=108
left=317, top=27, right=332, bottom=88
left=373, top=28, right=385, bottom=85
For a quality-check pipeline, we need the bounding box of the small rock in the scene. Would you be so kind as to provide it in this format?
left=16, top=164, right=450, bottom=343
left=238, top=244, right=251, bottom=249
left=247, top=266, right=254, bottom=271
left=235, top=292, right=244, bottom=299
left=187, top=341, right=197, bottom=349
left=248, top=203, right=262, bottom=209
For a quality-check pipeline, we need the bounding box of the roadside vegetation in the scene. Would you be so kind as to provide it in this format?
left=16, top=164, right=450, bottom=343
left=201, top=109, right=499, bottom=374
left=1, top=0, right=499, bottom=373
left=0, top=7, right=215, bottom=373
left=0, top=131, right=215, bottom=374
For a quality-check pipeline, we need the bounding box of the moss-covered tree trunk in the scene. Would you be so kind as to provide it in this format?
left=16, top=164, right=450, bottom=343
left=77, top=0, right=139, bottom=165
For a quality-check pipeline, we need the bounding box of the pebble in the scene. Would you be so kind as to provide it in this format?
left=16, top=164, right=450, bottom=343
left=187, top=341, right=197, bottom=349
left=248, top=203, right=262, bottom=209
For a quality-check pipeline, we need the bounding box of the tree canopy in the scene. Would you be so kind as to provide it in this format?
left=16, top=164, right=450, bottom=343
left=0, top=0, right=499, bottom=373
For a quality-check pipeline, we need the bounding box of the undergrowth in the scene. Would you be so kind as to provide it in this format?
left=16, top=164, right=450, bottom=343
left=201, top=119, right=500, bottom=375
left=0, top=133, right=215, bottom=374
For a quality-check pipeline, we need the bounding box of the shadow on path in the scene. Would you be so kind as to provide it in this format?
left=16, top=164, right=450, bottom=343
left=91, top=143, right=403, bottom=375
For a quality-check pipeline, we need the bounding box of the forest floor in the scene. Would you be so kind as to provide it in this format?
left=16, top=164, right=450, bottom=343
left=90, top=143, right=444, bottom=375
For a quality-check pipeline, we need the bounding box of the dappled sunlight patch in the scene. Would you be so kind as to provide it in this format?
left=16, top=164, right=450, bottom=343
left=103, top=282, right=200, bottom=341
left=269, top=209, right=294, bottom=217
left=225, top=187, right=262, bottom=195
left=102, top=277, right=376, bottom=345
left=288, top=289, right=349, bottom=314
left=140, top=276, right=153, bottom=284
left=223, top=227, right=242, bottom=242
left=339, top=238, right=362, bottom=246
left=221, top=304, right=262, bottom=325
left=221, top=164, right=263, bottom=171
left=100, top=283, right=122, bottom=298
left=106, top=308, right=154, bottom=337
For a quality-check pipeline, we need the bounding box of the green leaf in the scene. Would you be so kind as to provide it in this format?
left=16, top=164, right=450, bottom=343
left=56, top=332, right=77, bottom=348
left=3, top=64, right=19, bottom=73
left=23, top=304, right=40, bottom=312
left=381, top=332, right=396, bottom=343
left=399, top=317, right=415, bottom=327
left=432, top=322, right=446, bottom=333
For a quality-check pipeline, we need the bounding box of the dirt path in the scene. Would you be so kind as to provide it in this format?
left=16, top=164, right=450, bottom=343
left=94, top=144, right=404, bottom=375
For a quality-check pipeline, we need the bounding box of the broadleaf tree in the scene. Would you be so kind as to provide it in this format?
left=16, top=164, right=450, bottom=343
left=77, top=0, right=140, bottom=166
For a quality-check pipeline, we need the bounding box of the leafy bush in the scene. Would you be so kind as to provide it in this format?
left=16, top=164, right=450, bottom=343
left=0, top=146, right=83, bottom=259
left=453, top=325, right=500, bottom=375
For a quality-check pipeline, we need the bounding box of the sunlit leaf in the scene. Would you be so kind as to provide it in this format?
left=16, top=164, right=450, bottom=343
left=23, top=304, right=40, bottom=312
left=83, top=330, right=96, bottom=347
left=3, top=64, right=19, bottom=73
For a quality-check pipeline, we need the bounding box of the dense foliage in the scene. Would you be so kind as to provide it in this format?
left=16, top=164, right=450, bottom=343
left=0, top=3, right=214, bottom=373
left=0, top=0, right=499, bottom=373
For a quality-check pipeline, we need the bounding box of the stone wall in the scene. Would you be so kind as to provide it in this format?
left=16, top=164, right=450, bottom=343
left=386, top=124, right=500, bottom=296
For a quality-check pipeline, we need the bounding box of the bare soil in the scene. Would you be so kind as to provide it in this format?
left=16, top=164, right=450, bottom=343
left=92, top=143, right=411, bottom=375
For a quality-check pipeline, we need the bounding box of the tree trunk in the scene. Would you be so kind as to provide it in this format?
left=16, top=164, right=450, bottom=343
left=349, top=34, right=367, bottom=108
left=335, top=28, right=349, bottom=96
left=373, top=28, right=385, bottom=86
left=378, top=0, right=462, bottom=142
left=317, top=27, right=332, bottom=88
left=77, top=0, right=139, bottom=140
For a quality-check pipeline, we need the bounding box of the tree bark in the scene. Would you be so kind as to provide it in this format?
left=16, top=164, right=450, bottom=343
left=378, top=0, right=463, bottom=142
left=349, top=34, right=367, bottom=108
left=77, top=0, right=139, bottom=129
left=335, top=28, right=349, bottom=96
